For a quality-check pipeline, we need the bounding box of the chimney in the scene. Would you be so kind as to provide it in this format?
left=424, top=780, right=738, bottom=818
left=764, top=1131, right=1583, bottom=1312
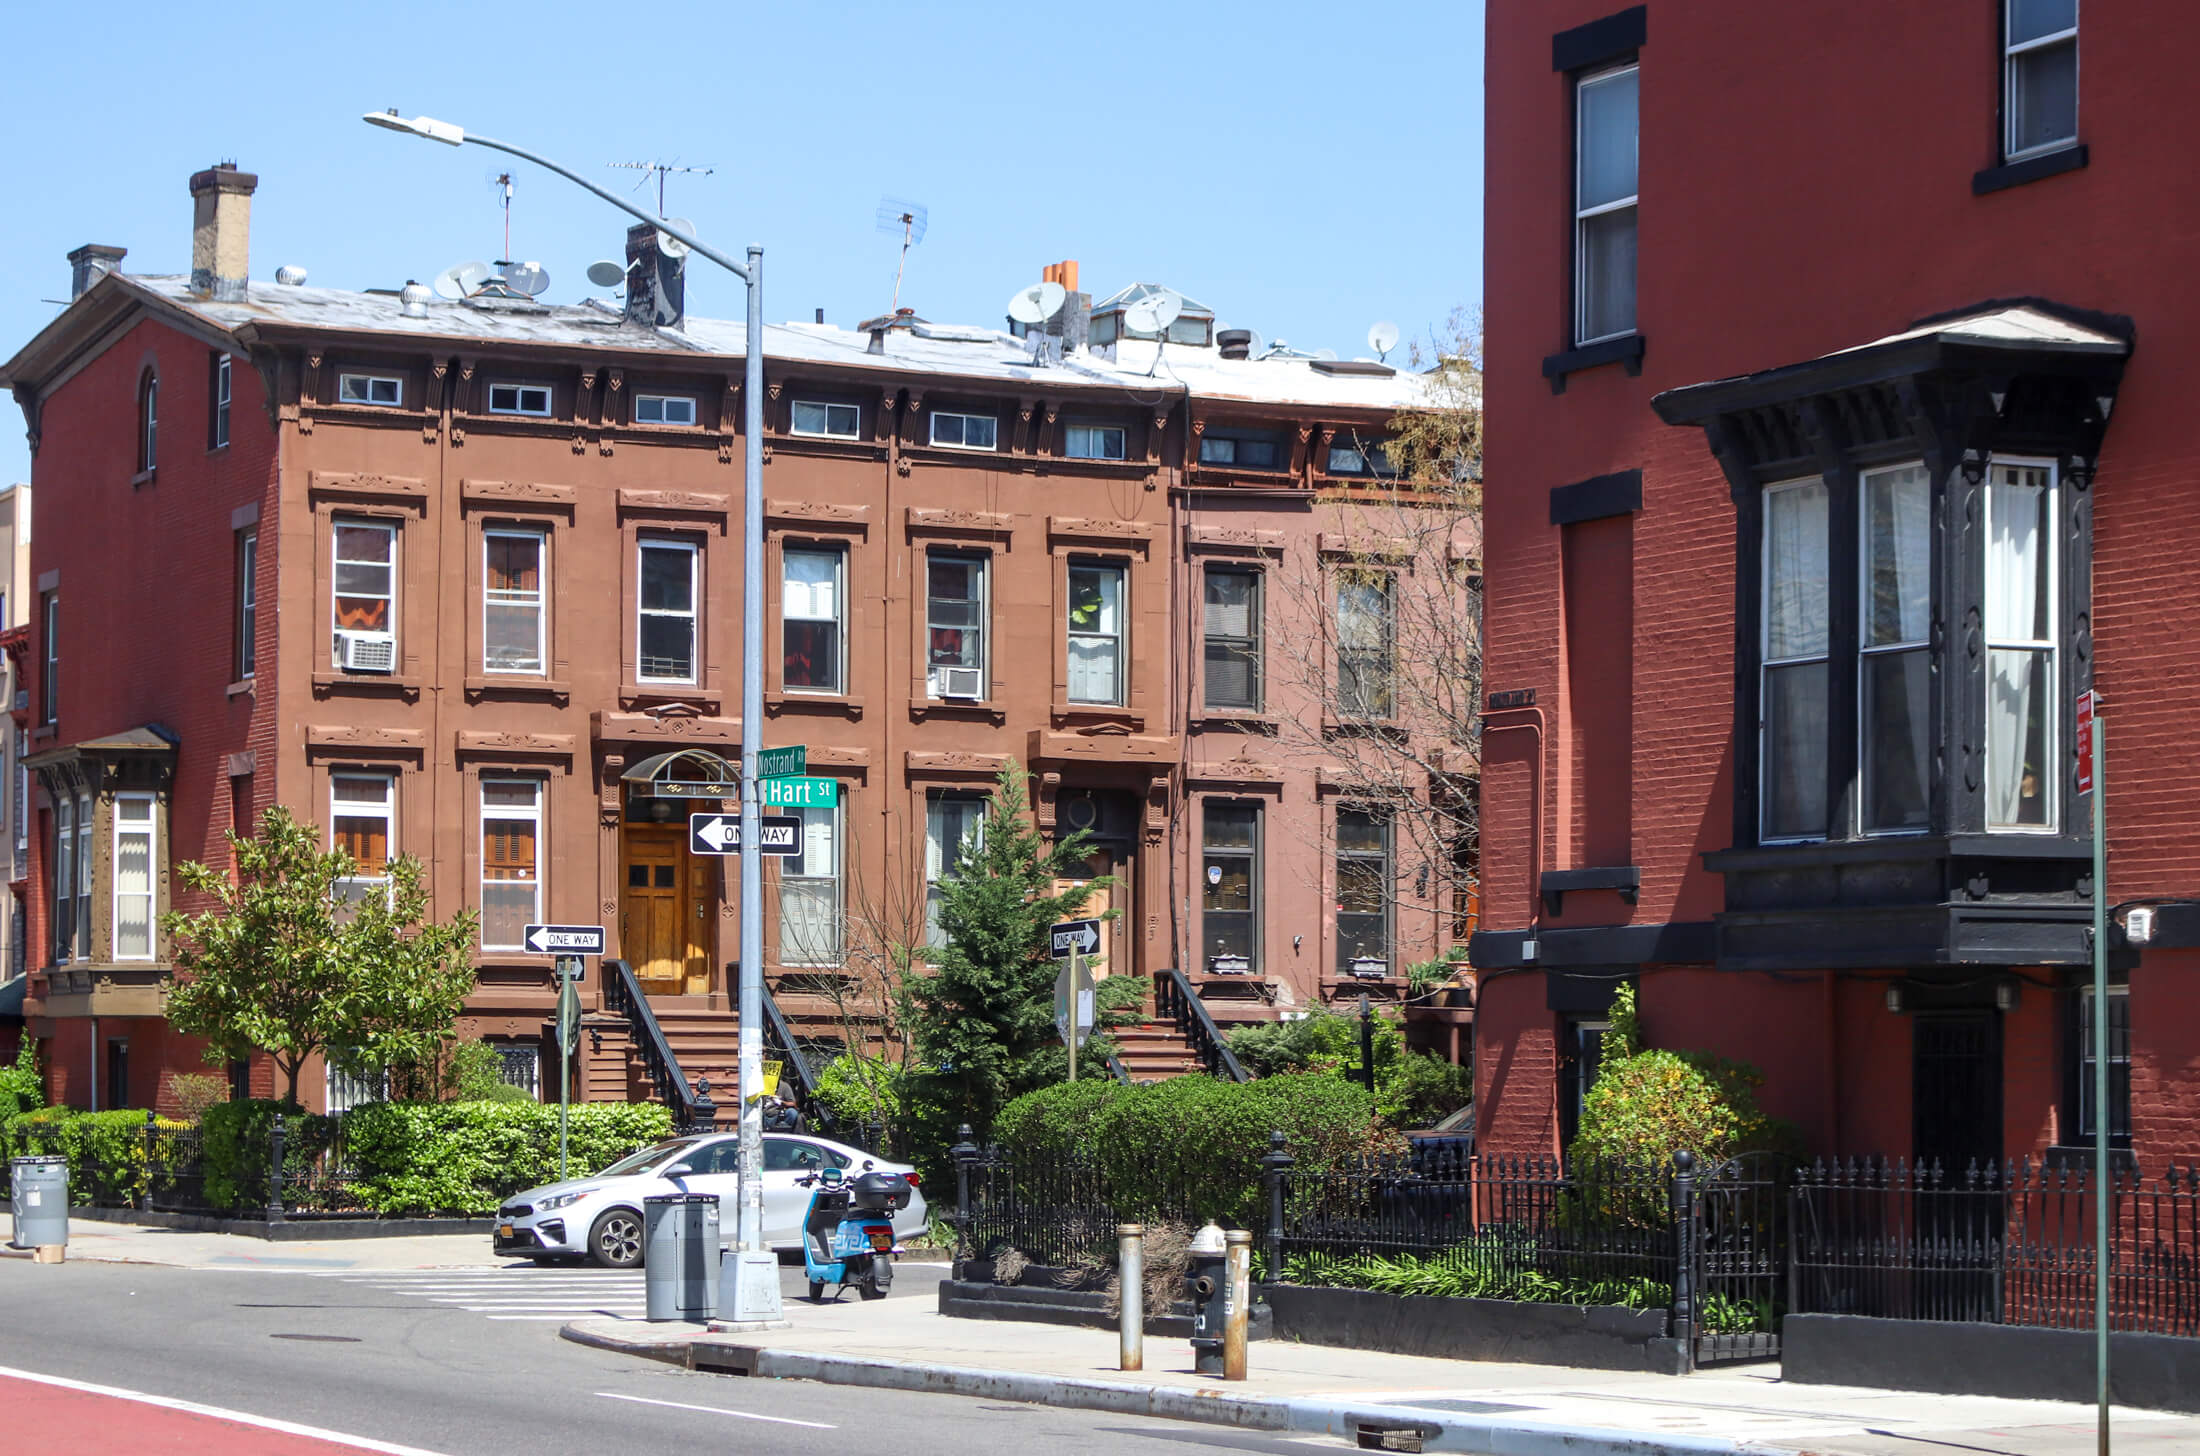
left=67, top=244, right=127, bottom=300
left=624, top=223, right=686, bottom=330
left=189, top=163, right=257, bottom=301
left=1040, top=260, right=1090, bottom=353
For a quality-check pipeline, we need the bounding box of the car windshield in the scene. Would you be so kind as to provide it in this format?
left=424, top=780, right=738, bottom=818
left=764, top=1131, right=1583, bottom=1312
left=594, top=1139, right=698, bottom=1178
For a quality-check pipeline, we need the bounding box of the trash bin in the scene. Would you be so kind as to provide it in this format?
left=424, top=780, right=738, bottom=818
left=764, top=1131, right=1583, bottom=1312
left=9, top=1155, right=69, bottom=1252
left=643, top=1193, right=721, bottom=1322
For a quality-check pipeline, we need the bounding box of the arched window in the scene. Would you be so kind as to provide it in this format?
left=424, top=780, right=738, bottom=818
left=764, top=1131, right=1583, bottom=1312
left=137, top=368, right=158, bottom=474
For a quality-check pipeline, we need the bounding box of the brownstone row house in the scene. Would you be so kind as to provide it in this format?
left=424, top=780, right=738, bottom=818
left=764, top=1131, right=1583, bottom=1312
left=0, top=164, right=1475, bottom=1115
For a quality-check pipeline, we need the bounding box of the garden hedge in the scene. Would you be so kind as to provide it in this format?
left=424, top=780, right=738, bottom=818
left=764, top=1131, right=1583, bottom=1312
left=339, top=1099, right=673, bottom=1215
left=3, top=1106, right=192, bottom=1206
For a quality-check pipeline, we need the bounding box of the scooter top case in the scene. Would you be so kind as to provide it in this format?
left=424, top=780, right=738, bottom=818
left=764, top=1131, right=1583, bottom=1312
left=848, top=1170, right=912, bottom=1213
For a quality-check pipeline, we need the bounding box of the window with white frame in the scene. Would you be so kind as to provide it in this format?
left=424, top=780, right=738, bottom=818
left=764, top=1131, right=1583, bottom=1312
left=926, top=554, right=987, bottom=698
left=1336, top=570, right=1395, bottom=720
left=73, top=792, right=89, bottom=960
left=2005, top=0, right=2078, bottom=162
left=1335, top=808, right=1392, bottom=977
left=1987, top=462, right=2057, bottom=830
left=52, top=796, right=74, bottom=963
left=1203, top=567, right=1262, bottom=711
left=332, top=520, right=397, bottom=671
left=112, top=794, right=156, bottom=960
left=483, top=528, right=546, bottom=675
left=637, top=539, right=699, bottom=683
left=1064, top=424, right=1126, bottom=461
left=1066, top=562, right=1126, bottom=705
left=1574, top=62, right=1639, bottom=346
left=1202, top=801, right=1260, bottom=974
left=211, top=352, right=231, bottom=449
left=15, top=731, right=28, bottom=857
left=783, top=547, right=844, bottom=694
left=929, top=410, right=998, bottom=450
left=479, top=778, right=542, bottom=950
left=330, top=774, right=395, bottom=904
left=1198, top=429, right=1284, bottom=470
left=40, top=594, right=55, bottom=723
left=138, top=369, right=158, bottom=473
left=236, top=529, right=257, bottom=680
left=924, top=793, right=987, bottom=949
left=791, top=400, right=860, bottom=439
left=338, top=373, right=403, bottom=407
left=779, top=804, right=842, bottom=967
left=1761, top=479, right=1830, bottom=841
left=1861, top=465, right=1931, bottom=834
left=487, top=382, right=551, bottom=416
left=635, top=394, right=696, bottom=426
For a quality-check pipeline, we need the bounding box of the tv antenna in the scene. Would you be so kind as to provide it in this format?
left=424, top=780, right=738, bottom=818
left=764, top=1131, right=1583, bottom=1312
left=487, top=171, right=515, bottom=265
left=875, top=196, right=929, bottom=313
left=1367, top=320, right=1401, bottom=362
left=607, top=160, right=716, bottom=215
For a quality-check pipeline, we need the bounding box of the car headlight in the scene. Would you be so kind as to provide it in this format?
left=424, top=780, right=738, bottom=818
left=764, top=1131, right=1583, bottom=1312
left=536, top=1190, right=590, bottom=1211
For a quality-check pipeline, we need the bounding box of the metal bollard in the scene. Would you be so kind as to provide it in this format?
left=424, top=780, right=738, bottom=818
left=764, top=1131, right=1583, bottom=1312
left=1223, top=1229, right=1252, bottom=1381
left=1118, top=1224, right=1143, bottom=1371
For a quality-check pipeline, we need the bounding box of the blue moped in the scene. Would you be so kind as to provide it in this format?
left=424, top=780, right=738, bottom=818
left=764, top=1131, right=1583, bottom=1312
left=797, top=1165, right=912, bottom=1301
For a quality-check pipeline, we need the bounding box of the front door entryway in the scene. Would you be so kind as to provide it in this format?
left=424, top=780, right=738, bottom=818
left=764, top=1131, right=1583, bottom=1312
left=1912, top=1011, right=2003, bottom=1171
left=1050, top=789, right=1139, bottom=981
left=622, top=822, right=712, bottom=995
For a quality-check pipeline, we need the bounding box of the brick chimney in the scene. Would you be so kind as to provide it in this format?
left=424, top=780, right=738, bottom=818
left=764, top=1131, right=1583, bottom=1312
left=624, top=223, right=686, bottom=330
left=67, top=244, right=127, bottom=300
left=190, top=163, right=257, bottom=301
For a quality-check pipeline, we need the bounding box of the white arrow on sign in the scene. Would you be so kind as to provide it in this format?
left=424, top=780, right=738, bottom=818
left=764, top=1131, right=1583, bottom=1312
left=1050, top=919, right=1102, bottom=958
left=695, top=815, right=737, bottom=851
left=523, top=924, right=606, bottom=955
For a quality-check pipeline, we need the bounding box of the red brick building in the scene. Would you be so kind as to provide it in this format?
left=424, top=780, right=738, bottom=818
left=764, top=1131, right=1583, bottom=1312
left=1475, top=2, right=2191, bottom=1170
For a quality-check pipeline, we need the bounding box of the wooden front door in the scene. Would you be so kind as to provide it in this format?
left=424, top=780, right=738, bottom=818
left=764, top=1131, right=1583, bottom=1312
left=622, top=824, right=710, bottom=995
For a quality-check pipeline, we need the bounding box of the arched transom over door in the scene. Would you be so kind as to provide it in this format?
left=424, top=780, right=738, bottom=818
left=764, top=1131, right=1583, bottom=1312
left=618, top=749, right=735, bottom=997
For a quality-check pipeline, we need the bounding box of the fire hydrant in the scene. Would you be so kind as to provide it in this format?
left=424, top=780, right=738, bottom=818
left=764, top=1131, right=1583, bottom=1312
left=1186, top=1220, right=1230, bottom=1376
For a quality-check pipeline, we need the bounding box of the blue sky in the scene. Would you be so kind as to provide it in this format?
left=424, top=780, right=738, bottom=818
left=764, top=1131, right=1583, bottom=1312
left=0, top=0, right=1483, bottom=487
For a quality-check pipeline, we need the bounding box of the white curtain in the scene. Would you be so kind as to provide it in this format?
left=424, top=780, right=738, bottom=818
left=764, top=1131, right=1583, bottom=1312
left=1866, top=466, right=1931, bottom=646
left=1986, top=470, right=2050, bottom=826
left=1766, top=483, right=1829, bottom=660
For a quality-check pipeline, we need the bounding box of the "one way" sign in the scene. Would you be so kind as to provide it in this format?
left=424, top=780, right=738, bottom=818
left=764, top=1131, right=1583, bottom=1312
left=689, top=811, right=804, bottom=857
left=523, top=924, right=605, bottom=955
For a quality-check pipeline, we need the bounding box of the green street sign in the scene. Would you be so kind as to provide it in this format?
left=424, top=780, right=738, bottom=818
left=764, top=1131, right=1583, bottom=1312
left=758, top=775, right=838, bottom=808
left=757, top=745, right=807, bottom=779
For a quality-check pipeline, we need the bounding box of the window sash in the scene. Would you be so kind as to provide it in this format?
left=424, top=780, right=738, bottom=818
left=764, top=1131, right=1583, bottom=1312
left=331, top=775, right=396, bottom=902
left=1859, top=465, right=1932, bottom=835
left=783, top=548, right=845, bottom=693
left=791, top=401, right=860, bottom=438
left=1065, top=425, right=1126, bottom=460
left=1200, top=433, right=1283, bottom=469
left=930, top=412, right=998, bottom=450
left=1336, top=575, right=1394, bottom=720
left=637, top=541, right=699, bottom=683
left=1203, top=568, right=1262, bottom=711
left=140, top=372, right=158, bottom=472
left=237, top=531, right=258, bottom=679
left=924, top=795, right=987, bottom=948
left=779, top=804, right=842, bottom=967
left=1574, top=64, right=1640, bottom=346
left=41, top=595, right=55, bottom=723
left=483, top=529, right=547, bottom=675
left=488, top=383, right=552, bottom=416
left=479, top=778, right=541, bottom=950
left=1986, top=461, right=2057, bottom=831
left=339, top=374, right=404, bottom=407
left=926, top=555, right=987, bottom=694
left=634, top=394, right=696, bottom=425
left=1334, top=810, right=1391, bottom=975
left=1761, top=480, right=1830, bottom=841
left=2075, top=985, right=2130, bottom=1143
left=74, top=794, right=90, bottom=959
left=1202, top=803, right=1260, bottom=970
left=212, top=354, right=232, bottom=449
left=53, top=799, right=73, bottom=962
left=113, top=794, right=155, bottom=960
left=1067, top=564, right=1125, bottom=705
left=332, top=521, right=397, bottom=638
left=2005, top=0, right=2079, bottom=161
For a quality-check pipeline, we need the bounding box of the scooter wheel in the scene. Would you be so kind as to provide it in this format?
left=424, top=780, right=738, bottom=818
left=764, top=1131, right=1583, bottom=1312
left=808, top=1279, right=826, bottom=1302
left=858, top=1279, right=889, bottom=1300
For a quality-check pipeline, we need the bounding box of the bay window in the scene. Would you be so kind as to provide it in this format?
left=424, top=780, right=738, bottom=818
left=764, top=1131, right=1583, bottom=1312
left=1761, top=480, right=1828, bottom=842
left=113, top=794, right=156, bottom=960
left=1987, top=463, right=2057, bottom=830
left=1861, top=465, right=1930, bottom=834
left=52, top=797, right=74, bottom=962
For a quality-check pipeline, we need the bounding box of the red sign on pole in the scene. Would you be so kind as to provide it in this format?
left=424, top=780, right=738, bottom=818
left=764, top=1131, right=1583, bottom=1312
left=2076, top=689, right=2097, bottom=793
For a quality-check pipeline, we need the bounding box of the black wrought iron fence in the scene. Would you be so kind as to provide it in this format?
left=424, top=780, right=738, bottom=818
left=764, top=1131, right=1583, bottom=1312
left=953, top=1140, right=1218, bottom=1271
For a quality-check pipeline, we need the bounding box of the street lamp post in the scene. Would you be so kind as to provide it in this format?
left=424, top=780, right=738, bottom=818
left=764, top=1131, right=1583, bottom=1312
left=363, top=112, right=782, bottom=1323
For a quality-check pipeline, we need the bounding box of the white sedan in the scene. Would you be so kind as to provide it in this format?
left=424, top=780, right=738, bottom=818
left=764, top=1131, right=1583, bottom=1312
left=493, top=1131, right=928, bottom=1268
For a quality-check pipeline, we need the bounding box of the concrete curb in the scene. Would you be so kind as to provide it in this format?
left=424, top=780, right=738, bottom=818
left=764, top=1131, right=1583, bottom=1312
left=557, top=1321, right=1787, bottom=1456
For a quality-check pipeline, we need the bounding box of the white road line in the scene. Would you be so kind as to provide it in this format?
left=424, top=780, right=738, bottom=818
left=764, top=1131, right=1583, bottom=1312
left=0, top=1363, right=456, bottom=1456
left=595, top=1391, right=837, bottom=1428
left=489, top=1314, right=637, bottom=1322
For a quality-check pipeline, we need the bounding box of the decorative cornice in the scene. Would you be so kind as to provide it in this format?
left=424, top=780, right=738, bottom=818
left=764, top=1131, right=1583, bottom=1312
left=591, top=710, right=742, bottom=746
left=455, top=730, right=577, bottom=759
left=617, top=487, right=731, bottom=517
left=1186, top=524, right=1287, bottom=557
left=1047, top=516, right=1156, bottom=547
left=905, top=750, right=1010, bottom=775
left=906, top=506, right=1013, bottom=537
left=1187, top=760, right=1286, bottom=785
left=460, top=479, right=578, bottom=512
left=308, top=471, right=428, bottom=502
left=766, top=499, right=872, bottom=531
left=304, top=724, right=425, bottom=754
left=1318, top=531, right=1413, bottom=561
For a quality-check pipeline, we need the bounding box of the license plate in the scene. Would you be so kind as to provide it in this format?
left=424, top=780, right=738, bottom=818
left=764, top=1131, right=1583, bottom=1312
left=498, top=1224, right=514, bottom=1239
left=867, top=1228, right=893, bottom=1251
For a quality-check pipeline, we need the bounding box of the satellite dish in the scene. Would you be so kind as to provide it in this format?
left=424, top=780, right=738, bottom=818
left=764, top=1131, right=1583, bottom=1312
left=1368, top=320, right=1400, bottom=359
left=505, top=262, right=551, bottom=297
left=1124, top=288, right=1185, bottom=338
left=655, top=218, right=695, bottom=260
left=586, top=259, right=627, bottom=290
left=431, top=260, right=491, bottom=300
left=1007, top=280, right=1068, bottom=327
left=274, top=265, right=308, bottom=286
left=1245, top=330, right=1266, bottom=358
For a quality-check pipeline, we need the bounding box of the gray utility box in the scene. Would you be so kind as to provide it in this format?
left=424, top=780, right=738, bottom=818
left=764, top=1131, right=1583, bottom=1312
left=644, top=1193, right=721, bottom=1322
left=9, top=1155, right=69, bottom=1249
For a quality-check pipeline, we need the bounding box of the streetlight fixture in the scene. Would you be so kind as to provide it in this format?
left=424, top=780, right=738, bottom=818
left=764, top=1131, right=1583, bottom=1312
left=362, top=109, right=780, bottom=1324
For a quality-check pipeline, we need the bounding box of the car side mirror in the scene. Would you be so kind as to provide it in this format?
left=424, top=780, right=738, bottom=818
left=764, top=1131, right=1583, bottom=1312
left=663, top=1162, right=694, bottom=1179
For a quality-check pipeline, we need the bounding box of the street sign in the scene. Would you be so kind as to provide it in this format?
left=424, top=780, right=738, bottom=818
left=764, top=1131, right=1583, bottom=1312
left=757, top=745, right=807, bottom=779
left=1050, top=918, right=1102, bottom=959
left=1053, top=960, right=1095, bottom=1043
left=2076, top=689, right=2098, bottom=793
left=524, top=924, right=605, bottom=955
left=689, top=811, right=803, bottom=856
left=758, top=775, right=838, bottom=808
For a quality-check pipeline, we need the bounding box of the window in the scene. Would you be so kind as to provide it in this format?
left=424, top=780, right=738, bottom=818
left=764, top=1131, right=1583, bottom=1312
left=2006, top=0, right=2078, bottom=161
left=1202, top=802, right=1260, bottom=974
left=73, top=793, right=90, bottom=960
left=929, top=411, right=997, bottom=450
left=1574, top=63, right=1639, bottom=346
left=325, top=1061, right=389, bottom=1114
left=235, top=530, right=257, bottom=680
left=634, top=394, right=696, bottom=426
left=1203, top=567, right=1262, bottom=711
left=483, top=529, right=546, bottom=675
left=1326, top=438, right=1398, bottom=477
left=924, top=793, right=987, bottom=948
left=1986, top=462, right=2057, bottom=830
left=1761, top=480, right=1829, bottom=841
left=1335, top=809, right=1391, bottom=977
left=791, top=400, right=860, bottom=439
left=783, top=547, right=844, bottom=694
left=106, top=1040, right=128, bottom=1112
left=338, top=373, right=403, bottom=407
left=52, top=797, right=73, bottom=963
left=1064, top=424, right=1126, bottom=461
left=480, top=778, right=541, bottom=950
left=1559, top=1016, right=1612, bottom=1147
left=210, top=352, right=231, bottom=449
left=40, top=593, right=56, bottom=723
left=926, top=554, right=987, bottom=698
left=779, top=804, right=841, bottom=967
left=1199, top=430, right=1284, bottom=470
left=1336, top=571, right=1395, bottom=720
left=1861, top=465, right=1931, bottom=834
left=488, top=382, right=552, bottom=416
left=137, top=368, right=158, bottom=474
left=637, top=540, right=699, bottom=683
left=2073, top=984, right=2130, bottom=1146
left=18, top=732, right=31, bottom=857
left=495, top=1044, right=542, bottom=1100
left=332, top=520, right=397, bottom=672
left=113, top=794, right=156, bottom=960
left=1066, top=563, right=1125, bottom=705
left=331, top=774, right=395, bottom=904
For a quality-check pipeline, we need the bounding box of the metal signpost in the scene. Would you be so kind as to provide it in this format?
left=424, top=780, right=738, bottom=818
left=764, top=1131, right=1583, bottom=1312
left=688, top=811, right=802, bottom=856
left=2081, top=689, right=2109, bottom=1456
left=528, top=924, right=605, bottom=1183
left=1051, top=919, right=1101, bottom=1082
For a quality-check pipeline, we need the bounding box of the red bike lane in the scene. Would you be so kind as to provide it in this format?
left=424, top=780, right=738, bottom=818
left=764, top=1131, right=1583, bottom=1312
left=3, top=1370, right=451, bottom=1455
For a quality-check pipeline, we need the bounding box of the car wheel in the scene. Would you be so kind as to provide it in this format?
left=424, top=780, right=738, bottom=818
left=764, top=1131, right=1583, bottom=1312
left=589, top=1208, right=645, bottom=1269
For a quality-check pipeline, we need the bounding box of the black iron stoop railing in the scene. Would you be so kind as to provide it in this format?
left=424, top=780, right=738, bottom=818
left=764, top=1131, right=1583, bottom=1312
left=602, top=958, right=708, bottom=1127
left=1154, top=967, right=1248, bottom=1082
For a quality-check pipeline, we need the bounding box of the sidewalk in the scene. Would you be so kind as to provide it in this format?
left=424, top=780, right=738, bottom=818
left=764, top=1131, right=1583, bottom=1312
left=565, top=1291, right=2200, bottom=1456
left=0, top=1212, right=501, bottom=1271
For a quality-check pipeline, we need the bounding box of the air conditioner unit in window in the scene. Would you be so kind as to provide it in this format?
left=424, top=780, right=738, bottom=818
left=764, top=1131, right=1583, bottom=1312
left=335, top=631, right=396, bottom=674
left=1349, top=957, right=1391, bottom=980
left=935, top=666, right=983, bottom=700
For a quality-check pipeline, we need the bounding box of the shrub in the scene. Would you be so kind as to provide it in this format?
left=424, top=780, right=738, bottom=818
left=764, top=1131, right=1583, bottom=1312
left=5, top=1107, right=192, bottom=1206
left=0, top=1039, right=43, bottom=1129
left=991, top=1079, right=1120, bottom=1160
left=1224, top=1009, right=1468, bottom=1129
left=339, top=1100, right=673, bottom=1215
left=165, top=1073, right=233, bottom=1124
left=811, top=1052, right=905, bottom=1130
left=199, top=1098, right=337, bottom=1211
left=1387, top=1053, right=1474, bottom=1128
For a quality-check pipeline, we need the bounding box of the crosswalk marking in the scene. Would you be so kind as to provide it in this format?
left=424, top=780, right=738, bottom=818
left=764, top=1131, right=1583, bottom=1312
left=316, top=1267, right=651, bottom=1324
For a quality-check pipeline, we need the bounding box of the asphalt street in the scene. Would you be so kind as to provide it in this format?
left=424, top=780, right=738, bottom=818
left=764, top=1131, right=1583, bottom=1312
left=0, top=1258, right=1328, bottom=1455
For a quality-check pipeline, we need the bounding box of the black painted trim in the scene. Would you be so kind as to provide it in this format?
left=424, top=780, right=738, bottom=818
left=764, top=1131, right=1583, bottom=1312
left=1539, top=865, right=1640, bottom=915
left=1552, top=5, right=1646, bottom=73
left=1548, top=470, right=1642, bottom=526
left=2143, top=903, right=2200, bottom=949
left=1544, top=334, right=1646, bottom=394
left=1546, top=970, right=1632, bottom=1014
left=1973, top=143, right=2088, bottom=196
left=1469, top=920, right=1714, bottom=971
